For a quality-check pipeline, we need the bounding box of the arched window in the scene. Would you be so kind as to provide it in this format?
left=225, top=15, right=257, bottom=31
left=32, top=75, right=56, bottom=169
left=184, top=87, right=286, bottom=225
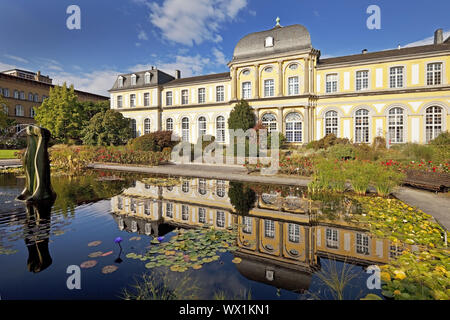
left=131, top=74, right=137, bottom=86
left=425, top=106, right=443, bottom=142
left=144, top=118, right=151, bottom=135
left=354, top=109, right=370, bottom=143
left=130, top=119, right=137, bottom=138
left=285, top=112, right=302, bottom=142
left=388, top=107, right=404, bottom=143
left=261, top=113, right=277, bottom=132
left=216, top=180, right=226, bottom=198
left=118, top=76, right=124, bottom=88
left=216, top=116, right=225, bottom=142
left=325, top=111, right=338, bottom=136
left=198, top=178, right=207, bottom=195
left=198, top=116, right=206, bottom=137
left=166, top=118, right=173, bottom=131
left=181, top=117, right=189, bottom=142
left=145, top=72, right=151, bottom=84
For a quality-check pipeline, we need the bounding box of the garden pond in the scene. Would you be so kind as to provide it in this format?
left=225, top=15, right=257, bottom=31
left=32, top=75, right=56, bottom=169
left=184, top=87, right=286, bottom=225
left=0, top=170, right=447, bottom=300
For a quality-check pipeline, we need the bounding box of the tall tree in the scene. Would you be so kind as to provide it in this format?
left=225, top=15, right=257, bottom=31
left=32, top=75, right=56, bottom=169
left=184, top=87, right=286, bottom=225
left=227, top=99, right=256, bottom=131
left=34, top=83, right=81, bottom=143
left=81, top=109, right=131, bottom=146
left=0, top=95, right=9, bottom=130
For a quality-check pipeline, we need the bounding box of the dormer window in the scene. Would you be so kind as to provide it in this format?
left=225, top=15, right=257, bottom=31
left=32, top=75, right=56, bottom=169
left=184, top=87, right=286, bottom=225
left=131, top=74, right=137, bottom=86
left=145, top=72, right=151, bottom=84
left=265, top=36, right=273, bottom=47
left=118, top=76, right=124, bottom=88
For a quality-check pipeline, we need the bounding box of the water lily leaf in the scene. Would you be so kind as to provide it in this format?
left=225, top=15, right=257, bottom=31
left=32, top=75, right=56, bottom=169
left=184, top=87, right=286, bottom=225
left=88, top=251, right=103, bottom=258
left=101, top=265, right=118, bottom=274
left=80, top=260, right=97, bottom=268
left=192, top=264, right=202, bottom=270
left=88, top=241, right=102, bottom=247
left=361, top=294, right=383, bottom=300
left=232, top=257, right=242, bottom=264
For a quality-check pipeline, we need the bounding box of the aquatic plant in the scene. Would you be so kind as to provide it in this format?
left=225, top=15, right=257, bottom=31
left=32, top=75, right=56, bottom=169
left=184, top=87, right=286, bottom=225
left=125, top=226, right=238, bottom=272
left=102, top=265, right=118, bottom=274
left=121, top=270, right=200, bottom=300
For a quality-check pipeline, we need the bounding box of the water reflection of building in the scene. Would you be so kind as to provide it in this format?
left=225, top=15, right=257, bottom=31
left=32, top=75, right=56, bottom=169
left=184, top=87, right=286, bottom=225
left=111, top=178, right=409, bottom=292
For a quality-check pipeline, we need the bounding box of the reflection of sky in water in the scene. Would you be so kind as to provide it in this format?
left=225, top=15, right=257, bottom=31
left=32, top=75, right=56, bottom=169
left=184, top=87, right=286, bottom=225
left=0, top=173, right=384, bottom=300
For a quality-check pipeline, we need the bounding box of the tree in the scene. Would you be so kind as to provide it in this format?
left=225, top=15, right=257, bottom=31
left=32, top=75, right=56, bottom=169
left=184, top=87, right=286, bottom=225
left=34, top=83, right=81, bottom=144
left=227, top=99, right=256, bottom=131
left=81, top=109, right=131, bottom=146
left=0, top=95, right=9, bottom=130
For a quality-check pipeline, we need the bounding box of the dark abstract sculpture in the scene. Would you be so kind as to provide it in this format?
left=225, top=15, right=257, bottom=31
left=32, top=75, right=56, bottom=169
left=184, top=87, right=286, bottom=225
left=17, top=125, right=56, bottom=202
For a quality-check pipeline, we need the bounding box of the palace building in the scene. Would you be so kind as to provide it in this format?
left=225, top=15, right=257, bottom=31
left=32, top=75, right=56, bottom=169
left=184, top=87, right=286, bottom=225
left=109, top=20, right=450, bottom=145
left=0, top=69, right=108, bottom=129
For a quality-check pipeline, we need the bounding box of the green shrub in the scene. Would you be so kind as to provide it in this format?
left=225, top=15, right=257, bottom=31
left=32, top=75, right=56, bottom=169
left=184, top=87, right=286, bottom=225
left=392, top=143, right=434, bottom=162
left=346, top=161, right=374, bottom=195
left=372, top=136, right=387, bottom=150
left=354, top=143, right=385, bottom=161
left=371, top=166, right=405, bottom=197
left=326, top=144, right=355, bottom=160
left=306, top=133, right=350, bottom=150
left=429, top=131, right=450, bottom=146
left=129, top=131, right=176, bottom=152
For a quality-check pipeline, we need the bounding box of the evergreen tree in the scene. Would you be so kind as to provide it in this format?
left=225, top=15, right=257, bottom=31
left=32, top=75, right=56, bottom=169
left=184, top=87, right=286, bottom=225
left=227, top=99, right=256, bottom=131
left=81, top=109, right=131, bottom=146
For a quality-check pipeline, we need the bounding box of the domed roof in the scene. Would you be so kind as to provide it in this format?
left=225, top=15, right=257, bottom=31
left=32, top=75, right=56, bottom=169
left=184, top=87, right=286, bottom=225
left=232, top=24, right=312, bottom=62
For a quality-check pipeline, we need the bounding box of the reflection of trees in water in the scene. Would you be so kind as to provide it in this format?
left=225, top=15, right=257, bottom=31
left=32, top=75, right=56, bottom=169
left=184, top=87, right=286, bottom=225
left=228, top=182, right=256, bottom=216
left=51, top=172, right=136, bottom=216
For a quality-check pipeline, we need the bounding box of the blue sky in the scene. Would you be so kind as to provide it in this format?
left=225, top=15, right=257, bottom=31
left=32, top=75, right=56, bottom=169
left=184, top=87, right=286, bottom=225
left=0, top=0, right=449, bottom=96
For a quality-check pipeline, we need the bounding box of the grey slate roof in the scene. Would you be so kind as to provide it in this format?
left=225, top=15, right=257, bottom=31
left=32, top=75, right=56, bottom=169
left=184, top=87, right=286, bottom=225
left=109, top=69, right=174, bottom=91
left=318, top=43, right=450, bottom=66
left=232, top=24, right=312, bottom=62
left=164, top=72, right=230, bottom=87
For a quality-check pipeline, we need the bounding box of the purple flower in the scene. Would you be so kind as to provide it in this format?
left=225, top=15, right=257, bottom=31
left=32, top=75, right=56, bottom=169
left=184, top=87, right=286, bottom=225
left=114, top=237, right=123, bottom=244
left=157, top=236, right=164, bottom=242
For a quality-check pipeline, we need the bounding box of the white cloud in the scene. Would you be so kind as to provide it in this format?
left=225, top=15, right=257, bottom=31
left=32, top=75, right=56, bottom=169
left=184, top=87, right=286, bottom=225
left=130, top=54, right=211, bottom=78
left=404, top=30, right=450, bottom=47
left=4, top=54, right=29, bottom=64
left=145, top=0, right=248, bottom=46
left=212, top=48, right=227, bottom=65
left=137, top=30, right=148, bottom=41
left=248, top=10, right=256, bottom=16
left=50, top=69, right=120, bottom=96
left=0, top=61, right=17, bottom=71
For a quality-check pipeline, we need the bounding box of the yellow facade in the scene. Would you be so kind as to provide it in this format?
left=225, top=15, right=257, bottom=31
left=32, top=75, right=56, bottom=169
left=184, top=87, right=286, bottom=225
left=110, top=23, right=450, bottom=145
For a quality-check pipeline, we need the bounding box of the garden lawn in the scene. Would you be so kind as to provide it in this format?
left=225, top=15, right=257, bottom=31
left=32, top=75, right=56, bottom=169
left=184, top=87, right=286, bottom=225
left=0, top=150, right=18, bottom=159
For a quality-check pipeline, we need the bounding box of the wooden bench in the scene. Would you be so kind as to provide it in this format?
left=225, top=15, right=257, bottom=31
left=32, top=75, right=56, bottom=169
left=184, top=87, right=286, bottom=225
left=403, top=170, right=450, bottom=192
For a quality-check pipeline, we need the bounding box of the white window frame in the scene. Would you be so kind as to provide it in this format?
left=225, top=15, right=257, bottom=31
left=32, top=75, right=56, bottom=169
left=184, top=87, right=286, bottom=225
left=326, top=228, right=338, bottom=249
left=15, top=104, right=24, bottom=116
left=166, top=118, right=173, bottom=131
left=131, top=74, right=137, bottom=86
left=216, top=211, right=225, bottom=228
left=243, top=216, right=252, bottom=234
left=144, top=118, right=151, bottom=135
left=182, top=205, right=189, bottom=221
left=242, top=81, right=252, bottom=99
left=288, top=223, right=300, bottom=243
left=216, top=85, right=224, bottom=102
left=264, top=79, right=275, bottom=97
left=166, top=202, right=173, bottom=218
left=216, top=116, right=225, bottom=142
left=425, top=106, right=443, bottom=143
left=325, top=110, right=339, bottom=136
left=181, top=117, right=190, bottom=142
left=198, top=207, right=206, bottom=223
left=144, top=72, right=151, bottom=84
left=326, top=73, right=338, bottom=93
left=117, top=95, right=122, bottom=108
left=198, top=178, right=207, bottom=195
left=288, top=76, right=299, bottom=95
left=355, top=70, right=369, bottom=91
left=144, top=92, right=150, bottom=106
left=198, top=116, right=207, bottom=137
left=118, top=76, right=124, bottom=88
left=130, top=119, right=137, bottom=138
left=388, top=107, right=405, bottom=143
left=130, top=94, right=136, bottom=107
left=198, top=88, right=206, bottom=104
left=166, top=91, right=173, bottom=106
left=389, top=66, right=404, bottom=88
left=354, top=109, right=370, bottom=143
left=285, top=112, right=302, bottom=142
left=216, top=179, right=226, bottom=197
left=264, top=219, right=275, bottom=238
left=181, top=89, right=189, bottom=105
left=356, top=233, right=370, bottom=255
left=261, top=113, right=277, bottom=133
left=426, top=62, right=442, bottom=86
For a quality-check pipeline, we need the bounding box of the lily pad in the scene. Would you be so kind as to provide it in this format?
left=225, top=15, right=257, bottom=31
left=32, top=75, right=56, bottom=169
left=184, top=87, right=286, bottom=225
left=80, top=260, right=97, bottom=268
left=88, top=241, right=102, bottom=247
left=101, top=265, right=118, bottom=274
left=232, top=257, right=242, bottom=264
left=88, top=251, right=103, bottom=258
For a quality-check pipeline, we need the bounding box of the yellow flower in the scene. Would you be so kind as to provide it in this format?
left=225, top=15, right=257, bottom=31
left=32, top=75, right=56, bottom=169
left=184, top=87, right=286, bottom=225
left=381, top=272, right=391, bottom=282
left=394, top=290, right=401, bottom=296
left=435, top=266, right=446, bottom=273
left=394, top=270, right=407, bottom=280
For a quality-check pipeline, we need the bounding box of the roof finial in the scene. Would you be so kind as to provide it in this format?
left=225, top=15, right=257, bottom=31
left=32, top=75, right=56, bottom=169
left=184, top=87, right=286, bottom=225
left=275, top=17, right=281, bottom=27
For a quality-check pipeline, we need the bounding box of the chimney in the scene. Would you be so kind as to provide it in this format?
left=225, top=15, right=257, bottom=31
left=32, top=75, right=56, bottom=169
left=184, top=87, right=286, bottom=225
left=434, top=28, right=443, bottom=44
left=175, top=70, right=181, bottom=79
left=362, top=49, right=368, bottom=54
